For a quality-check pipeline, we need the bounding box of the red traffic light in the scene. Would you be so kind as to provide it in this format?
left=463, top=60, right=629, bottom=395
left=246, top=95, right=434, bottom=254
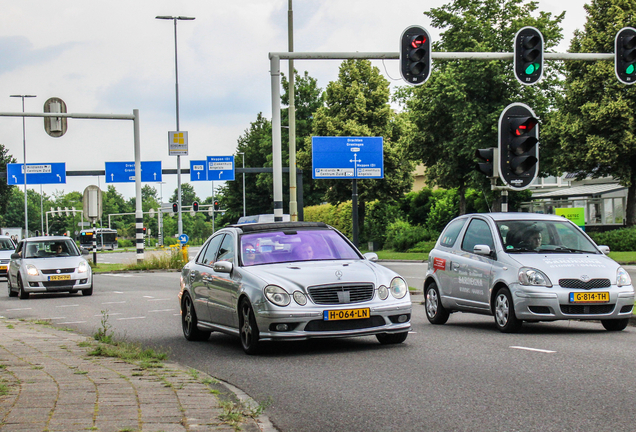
left=192, top=201, right=199, bottom=212
left=172, top=203, right=178, bottom=213
left=411, top=35, right=427, bottom=49
left=511, top=117, right=538, bottom=136
left=213, top=200, right=220, bottom=211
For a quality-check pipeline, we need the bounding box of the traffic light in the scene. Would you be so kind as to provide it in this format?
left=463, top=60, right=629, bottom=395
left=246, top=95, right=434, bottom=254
left=192, top=201, right=199, bottom=212
left=142, top=227, right=147, bottom=236
left=615, top=27, right=636, bottom=85
left=400, top=25, right=431, bottom=86
left=213, top=200, right=220, bottom=211
left=172, top=202, right=178, bottom=214
left=498, top=103, right=539, bottom=190
left=514, top=27, right=543, bottom=85
left=475, top=148, right=498, bottom=178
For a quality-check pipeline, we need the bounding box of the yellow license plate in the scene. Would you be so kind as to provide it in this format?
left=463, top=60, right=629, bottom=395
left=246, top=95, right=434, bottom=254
left=49, top=274, right=71, bottom=281
left=0, top=266, right=7, bottom=271
left=323, top=308, right=370, bottom=321
left=569, top=292, right=609, bottom=303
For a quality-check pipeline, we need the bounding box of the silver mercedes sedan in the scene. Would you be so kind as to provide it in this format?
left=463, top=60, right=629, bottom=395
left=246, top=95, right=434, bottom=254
left=425, top=213, right=635, bottom=332
left=179, top=222, right=412, bottom=354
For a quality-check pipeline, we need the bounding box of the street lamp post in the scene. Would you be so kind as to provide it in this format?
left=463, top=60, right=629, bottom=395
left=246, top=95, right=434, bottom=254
left=10, top=94, right=36, bottom=239
left=238, top=152, right=246, bottom=217
left=156, top=15, right=195, bottom=240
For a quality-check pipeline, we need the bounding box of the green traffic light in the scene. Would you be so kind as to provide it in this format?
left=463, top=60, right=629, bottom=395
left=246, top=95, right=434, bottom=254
left=524, top=63, right=540, bottom=75
left=626, top=64, right=635, bottom=75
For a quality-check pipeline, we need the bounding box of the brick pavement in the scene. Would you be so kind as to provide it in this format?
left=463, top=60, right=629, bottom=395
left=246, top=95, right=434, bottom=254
left=0, top=318, right=273, bottom=432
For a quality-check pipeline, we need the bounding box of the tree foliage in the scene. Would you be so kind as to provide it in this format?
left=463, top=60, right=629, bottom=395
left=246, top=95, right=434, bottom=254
left=404, top=0, right=564, bottom=213
left=542, top=0, right=636, bottom=225
left=298, top=59, right=415, bottom=206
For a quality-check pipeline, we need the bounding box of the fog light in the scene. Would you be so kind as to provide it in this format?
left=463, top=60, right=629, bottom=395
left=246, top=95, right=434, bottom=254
left=397, top=314, right=408, bottom=323
left=275, top=324, right=289, bottom=331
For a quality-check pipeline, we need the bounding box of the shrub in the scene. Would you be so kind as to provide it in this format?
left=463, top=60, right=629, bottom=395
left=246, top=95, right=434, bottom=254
left=426, top=190, right=459, bottom=233
left=384, top=219, right=435, bottom=252
left=363, top=200, right=405, bottom=248
left=118, top=239, right=134, bottom=248
left=588, top=227, right=636, bottom=252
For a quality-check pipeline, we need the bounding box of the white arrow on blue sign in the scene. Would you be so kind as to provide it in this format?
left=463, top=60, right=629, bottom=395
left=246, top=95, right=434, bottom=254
left=179, top=233, right=189, bottom=244
left=206, top=156, right=235, bottom=181
left=105, top=161, right=163, bottom=183
left=7, top=163, right=67, bottom=185
left=189, top=160, right=207, bottom=182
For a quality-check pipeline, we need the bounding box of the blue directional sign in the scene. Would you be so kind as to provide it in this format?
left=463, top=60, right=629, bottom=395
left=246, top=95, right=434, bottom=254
left=206, top=156, right=235, bottom=181
left=105, top=161, right=163, bottom=183
left=7, top=163, right=67, bottom=185
left=312, top=137, right=384, bottom=179
left=190, top=160, right=207, bottom=182
left=179, top=233, right=189, bottom=244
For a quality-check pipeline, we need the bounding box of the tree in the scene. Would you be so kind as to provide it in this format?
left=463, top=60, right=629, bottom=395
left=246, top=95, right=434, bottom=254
left=102, top=185, right=131, bottom=233
left=404, top=0, right=564, bottom=214
left=0, top=144, right=17, bottom=226
left=218, top=70, right=325, bottom=226
left=542, top=0, right=636, bottom=226
left=297, top=59, right=415, bottom=210
left=169, top=183, right=199, bottom=207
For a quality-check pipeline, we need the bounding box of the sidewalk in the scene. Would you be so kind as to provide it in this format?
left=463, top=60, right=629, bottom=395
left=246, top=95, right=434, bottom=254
left=0, top=318, right=275, bottom=432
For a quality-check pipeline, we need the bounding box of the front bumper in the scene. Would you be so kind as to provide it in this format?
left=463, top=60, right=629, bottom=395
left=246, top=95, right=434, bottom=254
left=254, top=300, right=412, bottom=341
left=512, top=285, right=635, bottom=321
left=22, top=273, right=92, bottom=293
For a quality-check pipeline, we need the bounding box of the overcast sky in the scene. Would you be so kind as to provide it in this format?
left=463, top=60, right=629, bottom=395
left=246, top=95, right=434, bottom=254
left=0, top=0, right=588, bottom=204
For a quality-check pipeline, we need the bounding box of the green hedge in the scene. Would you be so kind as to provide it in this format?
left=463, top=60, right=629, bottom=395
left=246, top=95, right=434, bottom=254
left=588, top=227, right=636, bottom=252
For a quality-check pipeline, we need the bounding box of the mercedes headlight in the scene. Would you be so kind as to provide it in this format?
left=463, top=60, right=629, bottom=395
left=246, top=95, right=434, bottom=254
left=264, top=285, right=291, bottom=306
left=518, top=267, right=552, bottom=287
left=377, top=285, right=389, bottom=300
left=390, top=277, right=408, bottom=299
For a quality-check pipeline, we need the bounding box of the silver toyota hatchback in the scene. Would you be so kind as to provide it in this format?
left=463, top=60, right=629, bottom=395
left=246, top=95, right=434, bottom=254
left=425, top=213, right=635, bottom=332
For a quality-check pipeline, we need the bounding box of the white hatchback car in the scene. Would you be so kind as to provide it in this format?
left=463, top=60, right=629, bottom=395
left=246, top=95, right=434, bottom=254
left=0, top=235, right=16, bottom=279
left=425, top=213, right=635, bottom=332
left=7, top=236, right=92, bottom=299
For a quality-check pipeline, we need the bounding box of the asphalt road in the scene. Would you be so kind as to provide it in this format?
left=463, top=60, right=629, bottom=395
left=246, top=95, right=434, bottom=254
left=1, top=263, right=635, bottom=432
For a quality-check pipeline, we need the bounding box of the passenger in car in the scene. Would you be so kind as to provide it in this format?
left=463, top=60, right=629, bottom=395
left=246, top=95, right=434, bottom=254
left=295, top=243, right=314, bottom=260
left=242, top=243, right=259, bottom=265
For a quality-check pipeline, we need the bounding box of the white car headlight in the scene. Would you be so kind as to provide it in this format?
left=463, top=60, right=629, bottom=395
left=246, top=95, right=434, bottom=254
left=293, top=291, right=307, bottom=306
left=264, top=285, right=291, bottom=306
left=78, top=261, right=89, bottom=273
left=617, top=267, right=632, bottom=287
left=377, top=285, right=389, bottom=300
left=518, top=267, right=552, bottom=287
left=26, top=264, right=39, bottom=277
left=390, top=277, right=408, bottom=299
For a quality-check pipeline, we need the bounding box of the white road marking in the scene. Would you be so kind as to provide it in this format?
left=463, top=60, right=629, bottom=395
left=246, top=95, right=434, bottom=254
left=147, top=298, right=171, bottom=302
left=116, top=316, right=146, bottom=321
left=6, top=308, right=32, bottom=311
left=56, top=304, right=79, bottom=308
left=42, top=317, right=66, bottom=320
left=58, top=321, right=86, bottom=324
left=102, top=301, right=126, bottom=305
left=113, top=291, right=124, bottom=294
left=102, top=274, right=134, bottom=278
left=94, top=312, right=122, bottom=316
left=148, top=309, right=175, bottom=313
left=143, top=296, right=154, bottom=299
left=408, top=331, right=417, bottom=334
left=510, top=346, right=556, bottom=353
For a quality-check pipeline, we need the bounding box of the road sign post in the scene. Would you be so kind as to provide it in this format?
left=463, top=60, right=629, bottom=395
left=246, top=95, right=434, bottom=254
left=206, top=156, right=235, bottom=181
left=83, top=185, right=102, bottom=264
left=7, top=163, right=67, bottom=185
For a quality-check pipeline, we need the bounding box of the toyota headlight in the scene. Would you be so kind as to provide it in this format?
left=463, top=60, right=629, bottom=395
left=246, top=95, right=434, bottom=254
left=78, top=261, right=89, bottom=273
left=518, top=267, right=552, bottom=287
left=264, top=285, right=291, bottom=306
left=26, top=264, right=39, bottom=277
left=390, top=277, right=408, bottom=299
left=617, top=267, right=632, bottom=287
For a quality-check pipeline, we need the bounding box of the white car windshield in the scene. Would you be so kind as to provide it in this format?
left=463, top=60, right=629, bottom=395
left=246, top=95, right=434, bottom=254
left=23, top=240, right=80, bottom=258
left=0, top=239, right=14, bottom=251
left=496, top=220, right=599, bottom=254
left=240, top=229, right=360, bottom=266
